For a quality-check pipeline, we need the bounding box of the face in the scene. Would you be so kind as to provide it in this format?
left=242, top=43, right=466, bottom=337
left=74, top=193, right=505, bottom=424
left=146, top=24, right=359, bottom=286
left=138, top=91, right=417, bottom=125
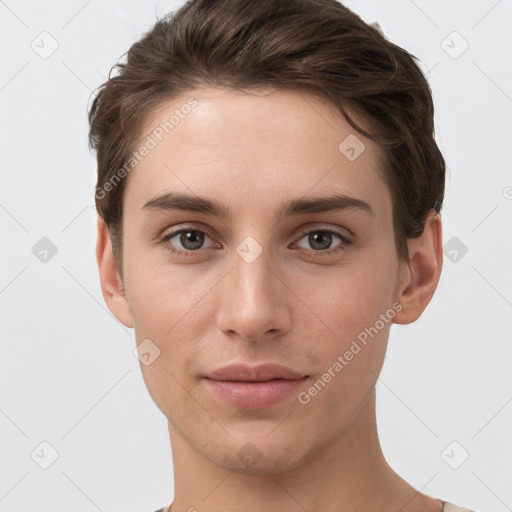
left=117, top=87, right=407, bottom=473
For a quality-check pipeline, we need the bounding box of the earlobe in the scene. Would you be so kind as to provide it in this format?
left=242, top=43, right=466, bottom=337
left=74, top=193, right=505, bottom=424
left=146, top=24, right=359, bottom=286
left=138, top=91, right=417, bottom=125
left=96, top=217, right=134, bottom=328
left=393, top=211, right=443, bottom=325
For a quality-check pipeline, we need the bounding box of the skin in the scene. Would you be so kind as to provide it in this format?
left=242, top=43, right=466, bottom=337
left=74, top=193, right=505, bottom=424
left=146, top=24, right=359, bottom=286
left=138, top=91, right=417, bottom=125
left=97, top=87, right=443, bottom=512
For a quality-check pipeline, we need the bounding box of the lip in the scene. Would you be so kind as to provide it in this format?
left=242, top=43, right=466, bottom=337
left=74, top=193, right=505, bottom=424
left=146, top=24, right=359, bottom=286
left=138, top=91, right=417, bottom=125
left=202, top=363, right=309, bottom=409
left=204, top=363, right=307, bottom=382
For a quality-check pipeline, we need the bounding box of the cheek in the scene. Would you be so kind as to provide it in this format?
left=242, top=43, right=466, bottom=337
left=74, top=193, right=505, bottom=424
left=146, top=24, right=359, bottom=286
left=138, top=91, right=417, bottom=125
left=125, top=263, right=220, bottom=387
left=125, top=267, right=211, bottom=419
left=293, top=252, right=397, bottom=389
left=295, top=272, right=393, bottom=417
left=124, top=259, right=206, bottom=337
left=298, top=257, right=397, bottom=338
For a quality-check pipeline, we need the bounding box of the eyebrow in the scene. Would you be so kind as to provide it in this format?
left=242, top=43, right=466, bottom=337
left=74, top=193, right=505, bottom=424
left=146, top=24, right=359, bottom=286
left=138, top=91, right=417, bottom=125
left=142, top=191, right=374, bottom=220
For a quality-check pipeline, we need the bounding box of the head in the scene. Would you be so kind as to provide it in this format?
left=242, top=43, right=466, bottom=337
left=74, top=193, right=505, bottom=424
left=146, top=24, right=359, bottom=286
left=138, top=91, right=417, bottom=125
left=90, top=0, right=444, bottom=474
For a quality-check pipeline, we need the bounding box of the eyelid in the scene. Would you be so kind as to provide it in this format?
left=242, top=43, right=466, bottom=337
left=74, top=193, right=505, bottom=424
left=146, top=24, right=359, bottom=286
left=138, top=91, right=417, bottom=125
left=158, top=222, right=217, bottom=242
left=294, top=223, right=352, bottom=240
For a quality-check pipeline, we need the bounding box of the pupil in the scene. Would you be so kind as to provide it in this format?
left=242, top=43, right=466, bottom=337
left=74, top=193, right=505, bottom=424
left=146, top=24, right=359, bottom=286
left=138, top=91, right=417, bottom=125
left=310, top=231, right=332, bottom=250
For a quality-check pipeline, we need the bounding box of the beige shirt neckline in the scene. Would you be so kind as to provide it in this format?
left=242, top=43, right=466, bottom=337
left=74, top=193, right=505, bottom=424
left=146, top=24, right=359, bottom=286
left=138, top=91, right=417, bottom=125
left=159, top=500, right=475, bottom=512
left=442, top=501, right=476, bottom=512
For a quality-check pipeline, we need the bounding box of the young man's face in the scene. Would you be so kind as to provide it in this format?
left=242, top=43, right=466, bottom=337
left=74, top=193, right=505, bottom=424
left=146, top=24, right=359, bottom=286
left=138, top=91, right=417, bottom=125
left=99, top=87, right=436, bottom=474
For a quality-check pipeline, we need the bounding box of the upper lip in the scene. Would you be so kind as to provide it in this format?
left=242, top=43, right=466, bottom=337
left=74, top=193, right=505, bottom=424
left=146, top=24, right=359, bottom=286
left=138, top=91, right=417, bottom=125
left=204, top=363, right=308, bottom=382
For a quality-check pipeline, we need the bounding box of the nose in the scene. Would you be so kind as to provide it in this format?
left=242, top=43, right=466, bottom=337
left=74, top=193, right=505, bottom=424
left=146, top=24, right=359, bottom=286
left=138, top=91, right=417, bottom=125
left=215, top=246, right=292, bottom=342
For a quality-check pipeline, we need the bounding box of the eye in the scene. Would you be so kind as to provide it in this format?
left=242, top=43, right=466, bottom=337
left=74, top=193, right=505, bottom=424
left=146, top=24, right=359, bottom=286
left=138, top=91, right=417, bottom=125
left=159, top=227, right=218, bottom=255
left=295, top=228, right=351, bottom=254
left=158, top=225, right=352, bottom=257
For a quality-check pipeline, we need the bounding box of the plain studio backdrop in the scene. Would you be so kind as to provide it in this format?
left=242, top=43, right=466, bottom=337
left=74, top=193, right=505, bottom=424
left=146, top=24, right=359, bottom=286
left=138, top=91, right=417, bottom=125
left=0, top=1, right=511, bottom=511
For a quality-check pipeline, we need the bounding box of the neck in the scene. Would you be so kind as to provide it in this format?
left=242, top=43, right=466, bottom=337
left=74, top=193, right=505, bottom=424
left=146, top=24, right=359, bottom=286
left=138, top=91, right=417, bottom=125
left=167, top=390, right=441, bottom=512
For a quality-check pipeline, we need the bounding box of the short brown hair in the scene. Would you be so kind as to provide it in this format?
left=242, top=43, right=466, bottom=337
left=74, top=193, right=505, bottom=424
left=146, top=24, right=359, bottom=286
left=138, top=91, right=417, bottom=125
left=89, top=0, right=445, bottom=269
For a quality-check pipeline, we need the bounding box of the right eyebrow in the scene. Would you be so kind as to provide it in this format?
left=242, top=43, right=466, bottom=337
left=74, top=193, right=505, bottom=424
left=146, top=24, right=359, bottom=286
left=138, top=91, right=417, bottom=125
left=142, top=192, right=233, bottom=217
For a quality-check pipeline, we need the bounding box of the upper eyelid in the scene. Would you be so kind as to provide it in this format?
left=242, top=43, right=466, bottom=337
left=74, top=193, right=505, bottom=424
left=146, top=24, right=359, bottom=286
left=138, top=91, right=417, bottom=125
left=160, top=221, right=214, bottom=236
left=296, top=225, right=351, bottom=239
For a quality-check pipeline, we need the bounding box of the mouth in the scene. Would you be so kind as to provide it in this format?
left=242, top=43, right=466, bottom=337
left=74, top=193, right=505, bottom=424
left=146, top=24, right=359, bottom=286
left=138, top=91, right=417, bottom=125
left=202, top=363, right=309, bottom=408
left=204, top=362, right=308, bottom=382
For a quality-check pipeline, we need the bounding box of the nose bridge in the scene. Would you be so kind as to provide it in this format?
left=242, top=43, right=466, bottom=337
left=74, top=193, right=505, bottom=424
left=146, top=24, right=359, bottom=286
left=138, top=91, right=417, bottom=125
left=216, top=238, right=289, bottom=340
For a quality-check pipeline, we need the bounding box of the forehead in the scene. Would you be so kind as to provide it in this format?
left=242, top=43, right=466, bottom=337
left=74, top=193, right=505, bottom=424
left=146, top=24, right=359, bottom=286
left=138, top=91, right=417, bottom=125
left=125, top=86, right=392, bottom=221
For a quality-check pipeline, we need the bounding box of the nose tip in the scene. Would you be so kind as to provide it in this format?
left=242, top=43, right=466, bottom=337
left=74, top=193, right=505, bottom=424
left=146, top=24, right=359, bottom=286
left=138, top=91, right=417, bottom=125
left=215, top=256, right=291, bottom=342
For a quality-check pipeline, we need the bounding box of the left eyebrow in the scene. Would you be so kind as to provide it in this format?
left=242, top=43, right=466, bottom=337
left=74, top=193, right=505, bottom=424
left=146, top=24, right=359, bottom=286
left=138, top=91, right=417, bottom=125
left=142, top=191, right=375, bottom=220
left=278, top=193, right=374, bottom=218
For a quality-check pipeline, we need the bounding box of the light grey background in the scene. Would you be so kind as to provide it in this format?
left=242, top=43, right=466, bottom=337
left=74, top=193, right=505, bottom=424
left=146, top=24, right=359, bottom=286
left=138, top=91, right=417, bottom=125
left=1, top=1, right=511, bottom=511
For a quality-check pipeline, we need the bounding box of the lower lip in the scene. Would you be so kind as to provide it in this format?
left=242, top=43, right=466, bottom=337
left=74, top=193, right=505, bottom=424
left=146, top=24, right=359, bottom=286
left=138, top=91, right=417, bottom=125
left=203, top=377, right=308, bottom=409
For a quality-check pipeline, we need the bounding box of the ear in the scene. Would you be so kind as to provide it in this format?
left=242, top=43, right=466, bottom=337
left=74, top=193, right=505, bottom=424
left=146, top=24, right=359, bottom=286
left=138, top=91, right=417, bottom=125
left=393, top=211, right=443, bottom=325
left=96, top=217, right=134, bottom=328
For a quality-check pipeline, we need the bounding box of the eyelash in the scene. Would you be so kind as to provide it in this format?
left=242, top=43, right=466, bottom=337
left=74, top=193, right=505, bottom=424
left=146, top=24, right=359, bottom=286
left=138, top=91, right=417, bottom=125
left=158, top=225, right=353, bottom=258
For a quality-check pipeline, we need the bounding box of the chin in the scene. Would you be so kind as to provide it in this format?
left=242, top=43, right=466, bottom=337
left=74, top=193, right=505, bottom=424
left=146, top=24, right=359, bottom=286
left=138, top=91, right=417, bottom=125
left=202, top=433, right=316, bottom=476
left=216, top=449, right=305, bottom=475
